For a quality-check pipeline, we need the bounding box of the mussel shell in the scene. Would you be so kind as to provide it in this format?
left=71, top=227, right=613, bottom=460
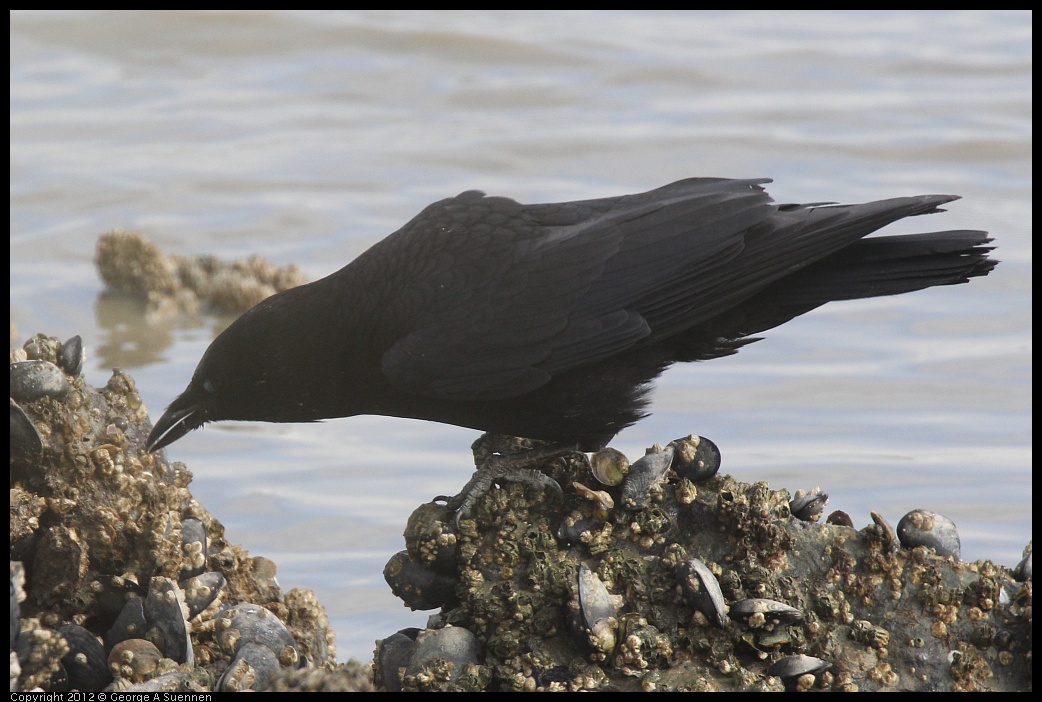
left=868, top=511, right=899, bottom=553
left=896, top=509, right=961, bottom=560
left=106, top=596, right=148, bottom=649
left=404, top=626, right=481, bottom=684
left=107, top=639, right=164, bottom=683
left=789, top=488, right=828, bottom=522
left=10, top=360, right=70, bottom=402
left=620, top=445, right=675, bottom=510
left=216, top=603, right=299, bottom=668
left=578, top=564, right=616, bottom=629
left=670, top=435, right=721, bottom=482
left=179, top=518, right=208, bottom=580
left=676, top=558, right=729, bottom=627
left=11, top=562, right=23, bottom=650
left=180, top=571, right=225, bottom=619
left=590, top=447, right=629, bottom=486
left=383, top=550, right=460, bottom=611
left=58, top=335, right=84, bottom=377
left=376, top=628, right=420, bottom=692
left=11, top=398, right=43, bottom=463
left=1014, top=544, right=1032, bottom=582
left=120, top=671, right=193, bottom=692
left=577, top=564, right=617, bottom=652
left=557, top=515, right=602, bottom=545
left=826, top=510, right=854, bottom=528
left=572, top=481, right=614, bottom=513
left=217, top=641, right=281, bottom=692
left=767, top=653, right=829, bottom=679
left=93, top=575, right=148, bottom=620
left=729, top=598, right=803, bottom=626
left=59, top=624, right=113, bottom=691
left=403, top=501, right=459, bottom=575
left=143, top=577, right=193, bottom=666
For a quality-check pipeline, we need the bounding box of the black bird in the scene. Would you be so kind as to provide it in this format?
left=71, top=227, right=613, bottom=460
left=146, top=178, right=995, bottom=475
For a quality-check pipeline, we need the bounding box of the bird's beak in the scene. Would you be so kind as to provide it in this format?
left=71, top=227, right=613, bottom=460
left=146, top=392, right=207, bottom=453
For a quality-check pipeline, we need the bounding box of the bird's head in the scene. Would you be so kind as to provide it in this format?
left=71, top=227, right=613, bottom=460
left=145, top=284, right=347, bottom=453
left=145, top=375, right=216, bottom=452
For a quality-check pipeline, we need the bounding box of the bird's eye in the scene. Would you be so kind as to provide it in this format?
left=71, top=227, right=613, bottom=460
left=203, top=379, right=216, bottom=394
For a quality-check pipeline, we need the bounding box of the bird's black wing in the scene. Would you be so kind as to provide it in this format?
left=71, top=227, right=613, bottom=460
left=373, top=178, right=962, bottom=402
left=375, top=178, right=773, bottom=401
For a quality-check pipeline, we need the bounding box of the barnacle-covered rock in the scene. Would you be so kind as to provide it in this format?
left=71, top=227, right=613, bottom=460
left=94, top=229, right=307, bottom=318
left=379, top=437, right=1031, bottom=691
left=14, top=619, right=70, bottom=691
left=10, top=333, right=355, bottom=693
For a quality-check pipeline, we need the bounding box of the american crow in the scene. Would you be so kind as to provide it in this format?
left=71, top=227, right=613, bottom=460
left=146, top=178, right=995, bottom=464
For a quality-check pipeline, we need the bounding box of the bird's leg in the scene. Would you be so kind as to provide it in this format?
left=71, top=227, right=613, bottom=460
left=438, top=433, right=578, bottom=524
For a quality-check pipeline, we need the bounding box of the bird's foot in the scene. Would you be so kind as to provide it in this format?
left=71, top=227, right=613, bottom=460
left=437, top=433, right=578, bottom=526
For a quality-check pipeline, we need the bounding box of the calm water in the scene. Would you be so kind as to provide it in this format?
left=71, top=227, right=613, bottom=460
left=11, top=10, right=1031, bottom=662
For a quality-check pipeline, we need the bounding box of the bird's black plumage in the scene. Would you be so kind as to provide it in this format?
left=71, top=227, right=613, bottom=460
left=146, top=178, right=995, bottom=454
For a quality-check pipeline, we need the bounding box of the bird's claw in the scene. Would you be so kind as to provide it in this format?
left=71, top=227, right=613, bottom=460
left=446, top=433, right=577, bottom=527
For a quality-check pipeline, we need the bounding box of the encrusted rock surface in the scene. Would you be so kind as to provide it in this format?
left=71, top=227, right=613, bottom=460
left=378, top=443, right=1032, bottom=692
left=10, top=333, right=371, bottom=692
left=94, top=229, right=307, bottom=319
